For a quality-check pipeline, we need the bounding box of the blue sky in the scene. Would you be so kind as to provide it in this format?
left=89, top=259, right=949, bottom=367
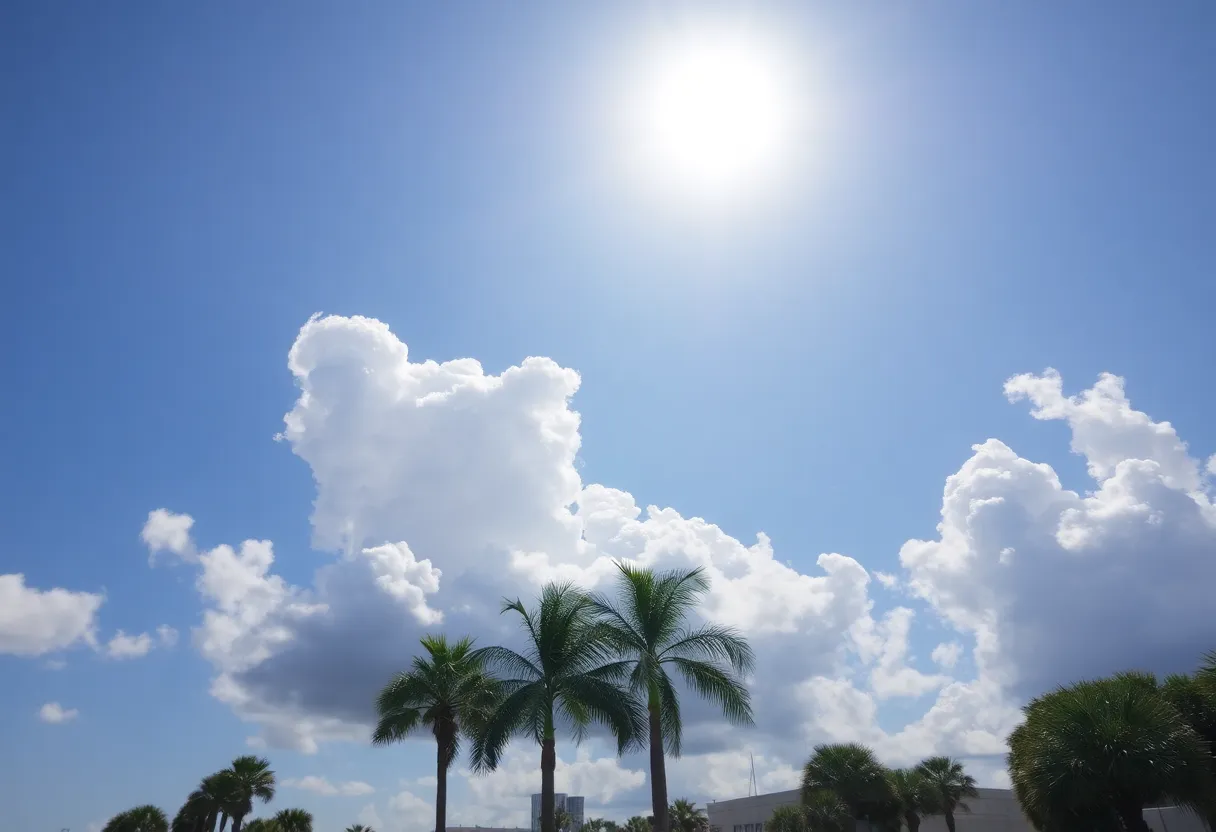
left=3, top=3, right=1215, bottom=831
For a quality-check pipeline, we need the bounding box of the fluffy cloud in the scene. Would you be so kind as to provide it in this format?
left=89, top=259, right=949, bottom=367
left=146, top=316, right=1216, bottom=796
left=142, top=508, right=196, bottom=563
left=157, top=625, right=180, bottom=647
left=39, top=702, right=79, bottom=723
left=105, top=631, right=154, bottom=659
left=0, top=574, right=103, bottom=656
left=282, top=776, right=375, bottom=796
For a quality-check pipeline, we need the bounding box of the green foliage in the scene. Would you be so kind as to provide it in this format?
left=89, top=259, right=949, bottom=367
left=582, top=819, right=618, bottom=832
left=223, top=755, right=277, bottom=832
left=799, top=791, right=850, bottom=832
left=555, top=807, right=573, bottom=832
left=668, top=799, right=709, bottom=832
left=914, top=756, right=977, bottom=832
left=343, top=825, right=374, bottom=832
left=801, top=743, right=894, bottom=823
left=765, top=805, right=806, bottom=832
left=1007, top=673, right=1215, bottom=831
left=887, top=768, right=937, bottom=832
left=243, top=821, right=280, bottom=832
left=102, top=805, right=169, bottom=832
left=272, top=808, right=313, bottom=832
left=623, top=816, right=652, bottom=832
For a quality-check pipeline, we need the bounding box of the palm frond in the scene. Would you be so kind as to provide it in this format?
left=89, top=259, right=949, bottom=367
left=661, top=624, right=755, bottom=675
left=668, top=657, right=753, bottom=725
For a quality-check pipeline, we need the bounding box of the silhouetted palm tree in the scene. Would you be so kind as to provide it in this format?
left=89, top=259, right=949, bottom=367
left=102, top=806, right=169, bottom=832
left=473, top=582, right=646, bottom=832
left=374, top=634, right=499, bottom=832
left=221, top=755, right=276, bottom=832
left=1007, top=675, right=1214, bottom=832
left=272, top=809, right=312, bottom=832
left=887, top=768, right=937, bottom=832
left=915, top=757, right=976, bottom=832
left=800, top=791, right=850, bottom=832
left=344, top=825, right=374, bottom=832
left=801, top=743, right=894, bottom=827
left=592, top=565, right=754, bottom=832
left=242, top=821, right=279, bottom=832
left=623, top=817, right=651, bottom=832
left=668, top=799, right=709, bottom=832
left=765, top=805, right=805, bottom=832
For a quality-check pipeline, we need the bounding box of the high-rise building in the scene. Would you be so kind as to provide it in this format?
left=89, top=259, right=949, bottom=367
left=530, top=793, right=584, bottom=832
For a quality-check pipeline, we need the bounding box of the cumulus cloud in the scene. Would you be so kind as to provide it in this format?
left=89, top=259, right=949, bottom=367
left=282, top=776, right=374, bottom=796
left=157, top=625, right=179, bottom=647
left=105, top=630, right=154, bottom=659
left=143, top=509, right=197, bottom=563
left=39, top=702, right=79, bottom=723
left=145, top=316, right=1216, bottom=795
left=0, top=574, right=103, bottom=656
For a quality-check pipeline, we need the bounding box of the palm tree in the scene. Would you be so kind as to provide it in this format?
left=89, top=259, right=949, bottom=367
left=472, top=582, right=647, bottom=832
left=344, top=826, right=374, bottom=832
left=1007, top=675, right=1215, bottom=832
left=765, top=806, right=805, bottom=832
left=592, top=565, right=754, bottom=832
left=243, top=822, right=280, bottom=832
left=582, top=819, right=617, bottom=832
left=218, top=755, right=276, bottom=832
left=374, top=634, right=500, bottom=832
left=801, top=743, right=894, bottom=827
left=180, top=772, right=237, bottom=832
left=887, top=768, right=937, bottom=832
left=555, top=807, right=574, bottom=832
left=799, top=791, right=850, bottom=832
left=271, top=809, right=312, bottom=832
left=624, top=817, right=651, bottom=832
left=668, top=799, right=709, bottom=832
left=102, top=806, right=170, bottom=832
left=915, top=757, right=976, bottom=832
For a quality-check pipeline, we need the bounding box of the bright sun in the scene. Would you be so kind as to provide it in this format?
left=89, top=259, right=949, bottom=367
left=622, top=25, right=799, bottom=207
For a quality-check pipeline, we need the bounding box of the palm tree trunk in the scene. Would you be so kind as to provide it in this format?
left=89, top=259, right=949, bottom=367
left=943, top=808, right=955, bottom=832
left=232, top=816, right=243, bottom=832
left=905, top=812, right=920, bottom=832
left=648, top=693, right=670, bottom=832
left=217, top=813, right=229, bottom=832
left=436, top=732, right=450, bottom=832
left=541, top=734, right=557, bottom=832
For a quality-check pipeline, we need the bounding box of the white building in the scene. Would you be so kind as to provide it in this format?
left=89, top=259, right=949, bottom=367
left=531, top=793, right=586, bottom=832
left=704, top=787, right=1206, bottom=832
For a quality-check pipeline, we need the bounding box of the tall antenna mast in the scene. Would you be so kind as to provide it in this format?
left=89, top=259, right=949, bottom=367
left=749, top=753, right=758, bottom=797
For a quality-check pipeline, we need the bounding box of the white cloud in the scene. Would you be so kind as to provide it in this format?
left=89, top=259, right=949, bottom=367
left=931, top=642, right=962, bottom=670
left=283, top=776, right=375, bottom=796
left=143, top=317, right=1216, bottom=792
left=358, top=804, right=386, bottom=831
left=142, top=509, right=197, bottom=563
left=0, top=574, right=103, bottom=656
left=157, top=625, right=179, bottom=647
left=105, top=630, right=154, bottom=659
left=39, top=702, right=79, bottom=724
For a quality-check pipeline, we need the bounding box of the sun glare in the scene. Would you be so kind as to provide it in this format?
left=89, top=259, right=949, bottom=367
left=621, top=25, right=799, bottom=208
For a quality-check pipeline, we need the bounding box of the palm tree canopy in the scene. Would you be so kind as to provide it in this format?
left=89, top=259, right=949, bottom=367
left=624, top=817, right=652, bottom=832
left=668, top=799, right=709, bottom=832
left=272, top=809, right=313, bottom=832
left=374, top=633, right=500, bottom=769
left=103, top=806, right=169, bottom=832
left=799, top=791, right=850, bottom=832
left=801, top=743, right=893, bottom=819
left=243, top=821, right=280, bottom=832
left=344, top=825, right=374, bottom=832
left=471, top=582, right=647, bottom=769
left=224, top=755, right=276, bottom=821
left=1007, top=675, right=1216, bottom=826
left=590, top=564, right=754, bottom=756
left=915, top=756, right=977, bottom=813
left=765, top=805, right=806, bottom=832
left=889, top=767, right=938, bottom=815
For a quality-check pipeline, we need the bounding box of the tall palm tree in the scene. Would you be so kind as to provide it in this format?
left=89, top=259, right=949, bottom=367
left=801, top=743, right=894, bottom=827
left=887, top=768, right=938, bottom=832
left=472, top=582, right=647, bottom=832
left=591, top=565, right=754, bottom=832
left=344, top=826, right=374, bottom=832
left=102, top=806, right=170, bottom=832
left=218, top=755, right=276, bottom=832
left=374, top=634, right=500, bottom=832
left=180, top=772, right=237, bottom=832
left=623, top=817, right=651, bottom=832
left=668, top=799, right=709, bottom=832
left=915, top=757, right=976, bottom=832
left=799, top=791, right=850, bottom=832
left=272, top=809, right=313, bottom=832
left=1006, top=675, right=1215, bottom=832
